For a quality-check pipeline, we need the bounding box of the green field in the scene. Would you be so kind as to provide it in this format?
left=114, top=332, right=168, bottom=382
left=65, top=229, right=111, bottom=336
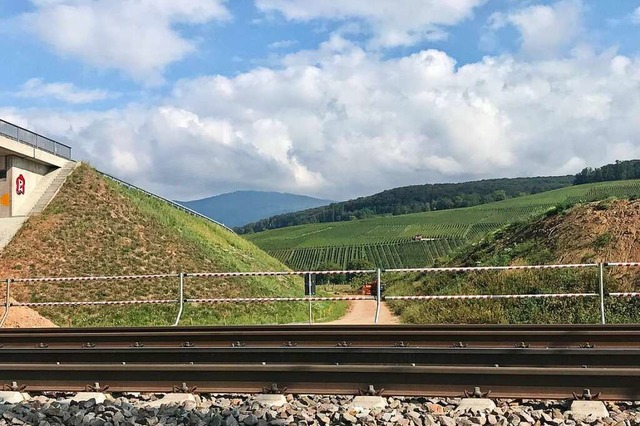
left=246, top=180, right=640, bottom=270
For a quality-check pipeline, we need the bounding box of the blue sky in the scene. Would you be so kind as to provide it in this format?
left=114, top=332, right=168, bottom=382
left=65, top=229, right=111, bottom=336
left=1, top=0, right=639, bottom=201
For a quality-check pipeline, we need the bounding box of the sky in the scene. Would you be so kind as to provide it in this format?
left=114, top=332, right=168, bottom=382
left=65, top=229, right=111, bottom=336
left=0, top=0, right=639, bottom=202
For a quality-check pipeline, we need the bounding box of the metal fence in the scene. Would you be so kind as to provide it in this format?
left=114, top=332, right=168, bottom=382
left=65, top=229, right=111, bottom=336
left=2, top=262, right=640, bottom=327
left=0, top=119, right=72, bottom=160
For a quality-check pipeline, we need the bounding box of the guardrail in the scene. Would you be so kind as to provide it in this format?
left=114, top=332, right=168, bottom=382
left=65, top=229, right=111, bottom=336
left=0, top=118, right=72, bottom=160
left=97, top=170, right=235, bottom=234
left=1, top=262, right=639, bottom=327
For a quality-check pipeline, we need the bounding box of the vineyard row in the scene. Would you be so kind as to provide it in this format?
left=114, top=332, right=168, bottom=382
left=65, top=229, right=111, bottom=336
left=269, top=238, right=466, bottom=270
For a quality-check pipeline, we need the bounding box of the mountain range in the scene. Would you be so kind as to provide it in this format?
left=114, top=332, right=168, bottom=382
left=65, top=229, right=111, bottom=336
left=176, top=190, right=333, bottom=228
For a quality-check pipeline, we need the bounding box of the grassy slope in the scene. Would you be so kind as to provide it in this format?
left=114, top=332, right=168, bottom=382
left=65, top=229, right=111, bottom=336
left=0, top=164, right=346, bottom=326
left=386, top=199, right=640, bottom=324
left=247, top=180, right=640, bottom=269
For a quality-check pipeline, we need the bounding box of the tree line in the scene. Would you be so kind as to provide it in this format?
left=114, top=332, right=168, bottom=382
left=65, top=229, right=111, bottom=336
left=574, top=160, right=640, bottom=185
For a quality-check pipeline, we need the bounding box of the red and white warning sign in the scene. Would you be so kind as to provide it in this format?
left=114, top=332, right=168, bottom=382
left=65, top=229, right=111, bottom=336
left=15, top=174, right=25, bottom=195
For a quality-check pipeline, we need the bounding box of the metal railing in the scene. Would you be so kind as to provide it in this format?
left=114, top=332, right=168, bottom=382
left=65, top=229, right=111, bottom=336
left=97, top=170, right=235, bottom=234
left=2, top=262, right=640, bottom=327
left=0, top=119, right=72, bottom=160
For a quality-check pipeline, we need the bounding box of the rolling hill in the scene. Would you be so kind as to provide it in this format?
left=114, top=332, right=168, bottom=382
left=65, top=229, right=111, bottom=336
left=237, top=175, right=574, bottom=234
left=385, top=198, right=640, bottom=324
left=177, top=190, right=333, bottom=228
left=0, top=164, right=346, bottom=327
left=245, top=179, right=640, bottom=270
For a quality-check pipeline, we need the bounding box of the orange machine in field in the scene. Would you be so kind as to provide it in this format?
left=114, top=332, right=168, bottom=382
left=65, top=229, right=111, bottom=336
left=361, top=281, right=383, bottom=295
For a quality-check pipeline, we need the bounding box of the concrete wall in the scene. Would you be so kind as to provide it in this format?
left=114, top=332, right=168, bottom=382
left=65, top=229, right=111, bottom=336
left=7, top=156, right=52, bottom=216
left=0, top=156, right=8, bottom=218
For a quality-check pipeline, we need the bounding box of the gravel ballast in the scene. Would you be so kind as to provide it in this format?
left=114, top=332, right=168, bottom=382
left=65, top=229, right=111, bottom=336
left=0, top=393, right=638, bottom=425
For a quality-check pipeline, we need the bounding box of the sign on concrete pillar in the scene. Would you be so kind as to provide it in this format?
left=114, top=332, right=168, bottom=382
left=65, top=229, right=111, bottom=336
left=15, top=174, right=25, bottom=195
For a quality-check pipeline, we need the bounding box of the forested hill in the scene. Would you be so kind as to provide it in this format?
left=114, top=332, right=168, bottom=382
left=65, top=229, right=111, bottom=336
left=236, top=175, right=574, bottom=234
left=574, top=159, right=640, bottom=185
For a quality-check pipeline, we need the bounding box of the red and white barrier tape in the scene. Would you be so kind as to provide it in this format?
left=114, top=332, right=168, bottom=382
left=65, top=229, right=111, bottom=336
left=13, top=299, right=178, bottom=307
left=386, top=264, right=598, bottom=273
left=11, top=263, right=635, bottom=283
left=12, top=274, right=180, bottom=283
left=385, top=293, right=598, bottom=301
left=609, top=293, right=640, bottom=297
left=187, top=269, right=375, bottom=278
left=187, top=296, right=376, bottom=303
left=606, top=263, right=640, bottom=268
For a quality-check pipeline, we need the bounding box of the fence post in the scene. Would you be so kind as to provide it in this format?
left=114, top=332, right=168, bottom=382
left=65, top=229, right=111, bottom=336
left=374, top=268, right=381, bottom=324
left=599, top=263, right=606, bottom=325
left=173, top=273, right=185, bottom=326
left=308, top=273, right=313, bottom=325
left=0, top=279, right=11, bottom=328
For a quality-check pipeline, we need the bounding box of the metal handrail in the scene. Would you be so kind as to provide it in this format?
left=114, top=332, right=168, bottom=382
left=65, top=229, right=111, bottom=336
left=97, top=170, right=235, bottom=234
left=0, top=118, right=72, bottom=160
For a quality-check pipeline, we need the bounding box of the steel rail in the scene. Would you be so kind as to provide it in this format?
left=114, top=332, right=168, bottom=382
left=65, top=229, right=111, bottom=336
left=2, top=347, right=640, bottom=368
left=1, top=363, right=640, bottom=400
left=1, top=325, right=640, bottom=348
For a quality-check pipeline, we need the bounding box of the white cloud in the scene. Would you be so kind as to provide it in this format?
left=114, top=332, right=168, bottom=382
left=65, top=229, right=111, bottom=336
left=16, top=78, right=113, bottom=104
left=268, top=39, right=298, bottom=49
left=22, top=0, right=230, bottom=82
left=489, top=0, right=583, bottom=58
left=6, top=42, right=640, bottom=202
left=632, top=6, right=640, bottom=24
left=256, top=0, right=485, bottom=48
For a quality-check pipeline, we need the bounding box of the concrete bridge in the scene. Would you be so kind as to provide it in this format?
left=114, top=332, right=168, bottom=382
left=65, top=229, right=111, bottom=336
left=0, top=119, right=77, bottom=250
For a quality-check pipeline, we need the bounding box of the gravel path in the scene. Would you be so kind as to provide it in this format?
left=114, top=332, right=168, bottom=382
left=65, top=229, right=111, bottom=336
left=325, top=300, right=400, bottom=325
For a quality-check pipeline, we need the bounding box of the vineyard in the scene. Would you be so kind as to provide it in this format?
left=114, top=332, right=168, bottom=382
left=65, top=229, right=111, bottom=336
left=269, top=238, right=465, bottom=270
left=247, top=179, right=640, bottom=270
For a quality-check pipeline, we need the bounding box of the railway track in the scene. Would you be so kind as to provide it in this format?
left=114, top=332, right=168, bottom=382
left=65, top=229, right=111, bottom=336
left=2, top=324, right=639, bottom=348
left=1, top=324, right=639, bottom=399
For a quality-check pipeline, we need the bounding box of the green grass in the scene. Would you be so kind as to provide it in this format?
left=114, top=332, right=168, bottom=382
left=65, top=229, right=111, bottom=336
left=246, top=180, right=640, bottom=270
left=384, top=252, right=640, bottom=324
left=39, top=297, right=347, bottom=327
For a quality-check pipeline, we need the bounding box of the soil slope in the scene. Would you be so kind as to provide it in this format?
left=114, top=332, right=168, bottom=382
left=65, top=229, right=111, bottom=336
left=459, top=199, right=640, bottom=266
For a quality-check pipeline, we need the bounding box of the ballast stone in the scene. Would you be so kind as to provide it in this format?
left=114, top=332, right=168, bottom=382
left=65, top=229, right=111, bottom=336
left=0, top=391, right=29, bottom=404
left=145, top=393, right=198, bottom=408
left=570, top=400, right=609, bottom=420
left=347, top=396, right=387, bottom=410
left=71, top=392, right=109, bottom=404
left=252, top=394, right=288, bottom=407
left=454, top=398, right=497, bottom=414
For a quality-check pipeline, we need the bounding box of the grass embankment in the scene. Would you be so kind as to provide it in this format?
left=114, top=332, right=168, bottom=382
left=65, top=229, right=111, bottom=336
left=0, top=164, right=346, bottom=326
left=247, top=180, right=640, bottom=270
left=385, top=198, right=640, bottom=324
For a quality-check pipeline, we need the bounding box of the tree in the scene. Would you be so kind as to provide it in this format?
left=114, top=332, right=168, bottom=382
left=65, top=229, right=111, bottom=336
left=493, top=190, right=507, bottom=201
left=315, top=262, right=345, bottom=285
left=346, top=259, right=375, bottom=283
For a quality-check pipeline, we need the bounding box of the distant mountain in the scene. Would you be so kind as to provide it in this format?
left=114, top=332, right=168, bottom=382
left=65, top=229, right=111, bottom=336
left=176, top=190, right=334, bottom=228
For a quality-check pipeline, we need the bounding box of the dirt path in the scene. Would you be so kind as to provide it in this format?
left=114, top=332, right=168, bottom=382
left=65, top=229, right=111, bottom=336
left=0, top=299, right=57, bottom=328
left=325, top=300, right=400, bottom=325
